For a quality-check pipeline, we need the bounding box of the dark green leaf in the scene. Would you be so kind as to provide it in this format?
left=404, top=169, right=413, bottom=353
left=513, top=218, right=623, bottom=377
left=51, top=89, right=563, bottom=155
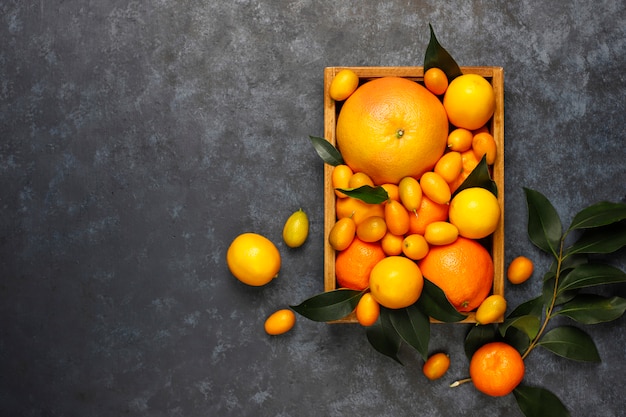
left=423, top=24, right=462, bottom=81
left=524, top=188, right=562, bottom=257
left=499, top=314, right=541, bottom=340
left=556, top=294, right=626, bottom=324
left=538, top=325, right=601, bottom=362
left=366, top=307, right=403, bottom=364
left=504, top=326, right=532, bottom=356
left=514, top=385, right=571, bottom=417
left=290, top=289, right=362, bottom=322
left=451, top=155, right=498, bottom=198
left=336, top=185, right=389, bottom=204
left=568, top=201, right=626, bottom=230
left=565, top=221, right=626, bottom=256
left=417, top=278, right=467, bottom=322
left=387, top=304, right=430, bottom=361
left=464, top=325, right=498, bottom=360
left=543, top=275, right=577, bottom=307
left=507, top=295, right=544, bottom=319
left=309, top=135, right=344, bottom=166
left=557, top=263, right=626, bottom=294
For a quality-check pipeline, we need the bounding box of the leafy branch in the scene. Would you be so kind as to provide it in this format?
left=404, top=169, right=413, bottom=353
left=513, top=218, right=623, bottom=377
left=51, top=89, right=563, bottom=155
left=463, top=189, right=626, bottom=417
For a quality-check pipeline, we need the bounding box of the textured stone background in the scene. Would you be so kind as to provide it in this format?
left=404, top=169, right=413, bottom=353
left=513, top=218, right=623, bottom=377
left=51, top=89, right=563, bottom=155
left=1, top=1, right=625, bottom=416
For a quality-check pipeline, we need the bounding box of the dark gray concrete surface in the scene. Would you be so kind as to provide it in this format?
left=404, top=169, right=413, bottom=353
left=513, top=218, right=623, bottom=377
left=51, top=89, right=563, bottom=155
left=1, top=1, right=625, bottom=416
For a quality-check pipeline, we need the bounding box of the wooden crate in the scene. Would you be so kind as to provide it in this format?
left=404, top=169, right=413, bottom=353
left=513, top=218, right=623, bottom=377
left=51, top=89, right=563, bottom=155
left=323, top=66, right=505, bottom=324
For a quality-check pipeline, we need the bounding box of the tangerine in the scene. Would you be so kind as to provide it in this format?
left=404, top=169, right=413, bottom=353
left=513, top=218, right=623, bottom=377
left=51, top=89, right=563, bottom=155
left=356, top=216, right=387, bottom=242
left=469, top=342, right=525, bottom=397
left=381, top=232, right=404, bottom=256
left=335, top=238, right=385, bottom=290
left=423, top=352, right=451, bottom=380
left=408, top=195, right=450, bottom=235
left=418, top=237, right=493, bottom=312
left=264, top=309, right=296, bottom=335
left=336, top=76, right=449, bottom=185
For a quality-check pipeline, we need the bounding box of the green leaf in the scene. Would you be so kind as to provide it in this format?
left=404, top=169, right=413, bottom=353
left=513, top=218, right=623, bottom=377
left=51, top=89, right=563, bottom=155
left=557, top=263, right=626, bottom=295
left=504, top=326, right=532, bottom=355
left=451, top=155, right=498, bottom=198
left=336, top=185, right=390, bottom=204
left=464, top=325, right=498, bottom=360
left=499, top=315, right=541, bottom=341
left=565, top=221, right=626, bottom=256
left=568, top=201, right=626, bottom=231
left=309, top=135, right=344, bottom=166
left=366, top=307, right=403, bottom=364
left=417, top=278, right=467, bottom=322
left=290, top=289, right=362, bottom=322
left=387, top=304, right=430, bottom=361
left=514, top=385, right=571, bottom=417
left=507, top=295, right=544, bottom=319
left=556, top=294, right=626, bottom=324
left=543, top=275, right=577, bottom=307
left=538, top=325, right=601, bottom=362
left=524, top=188, right=562, bottom=257
left=423, top=24, right=462, bottom=81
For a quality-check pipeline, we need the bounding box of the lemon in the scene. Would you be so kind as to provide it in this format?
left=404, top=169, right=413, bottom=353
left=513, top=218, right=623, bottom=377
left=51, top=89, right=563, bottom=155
left=282, top=209, right=309, bottom=248
left=226, top=233, right=281, bottom=286
left=449, top=187, right=500, bottom=239
left=369, top=256, right=424, bottom=309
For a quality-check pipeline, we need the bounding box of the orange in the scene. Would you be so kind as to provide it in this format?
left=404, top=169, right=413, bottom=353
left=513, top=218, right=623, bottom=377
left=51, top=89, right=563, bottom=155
left=336, top=76, right=449, bottom=185
left=227, top=233, right=281, bottom=286
left=336, top=197, right=384, bottom=226
left=381, top=232, right=404, bottom=256
left=402, top=234, right=429, bottom=260
left=264, top=309, right=296, bottom=335
left=469, top=342, right=525, bottom=397
left=418, top=237, right=493, bottom=312
left=356, top=293, right=380, bottom=326
left=423, top=352, right=451, bottom=380
left=384, top=199, right=410, bottom=236
left=332, top=164, right=353, bottom=198
left=328, top=217, right=356, bottom=251
left=507, top=256, right=534, bottom=284
left=449, top=187, right=500, bottom=239
left=472, top=132, right=497, bottom=165
left=356, top=216, right=387, bottom=243
left=443, top=74, right=496, bottom=130
left=408, top=195, right=450, bottom=235
left=329, top=69, right=359, bottom=101
left=335, top=238, right=386, bottom=290
left=447, top=128, right=473, bottom=152
left=369, top=256, right=424, bottom=309
left=423, top=67, right=448, bottom=95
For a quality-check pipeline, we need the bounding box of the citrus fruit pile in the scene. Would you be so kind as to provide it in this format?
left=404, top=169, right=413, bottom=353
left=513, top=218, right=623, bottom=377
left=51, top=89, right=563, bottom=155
left=328, top=69, right=501, bottom=317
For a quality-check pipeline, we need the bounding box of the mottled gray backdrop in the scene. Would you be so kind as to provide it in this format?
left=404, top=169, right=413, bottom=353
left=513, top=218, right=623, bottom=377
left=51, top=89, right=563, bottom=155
left=1, top=1, right=625, bottom=416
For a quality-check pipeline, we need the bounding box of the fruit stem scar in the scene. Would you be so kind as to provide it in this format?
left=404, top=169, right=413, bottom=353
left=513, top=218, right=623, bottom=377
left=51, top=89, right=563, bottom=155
left=396, top=129, right=404, bottom=138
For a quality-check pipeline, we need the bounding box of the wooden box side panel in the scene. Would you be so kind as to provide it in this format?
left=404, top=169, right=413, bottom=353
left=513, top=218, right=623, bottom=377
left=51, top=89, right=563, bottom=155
left=323, top=67, right=504, bottom=324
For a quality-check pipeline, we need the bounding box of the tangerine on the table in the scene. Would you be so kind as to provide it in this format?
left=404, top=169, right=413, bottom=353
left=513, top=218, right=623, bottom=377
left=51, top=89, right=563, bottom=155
left=335, top=237, right=386, bottom=290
